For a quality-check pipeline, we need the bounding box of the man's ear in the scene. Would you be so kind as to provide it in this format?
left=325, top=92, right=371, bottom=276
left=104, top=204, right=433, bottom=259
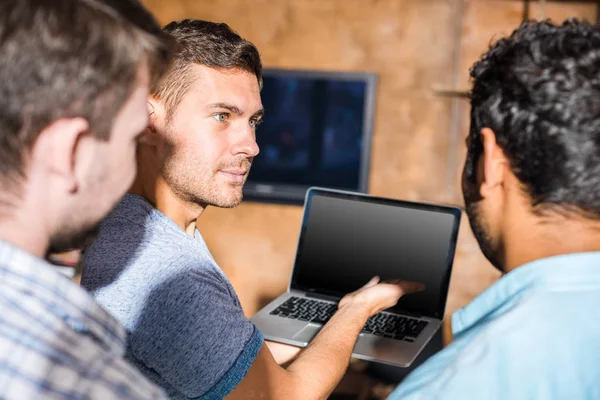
left=139, top=97, right=163, bottom=146
left=479, top=127, right=508, bottom=198
left=31, top=117, right=89, bottom=193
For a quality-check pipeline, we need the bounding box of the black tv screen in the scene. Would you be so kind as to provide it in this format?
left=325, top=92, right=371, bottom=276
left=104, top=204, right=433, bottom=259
left=243, top=68, right=376, bottom=205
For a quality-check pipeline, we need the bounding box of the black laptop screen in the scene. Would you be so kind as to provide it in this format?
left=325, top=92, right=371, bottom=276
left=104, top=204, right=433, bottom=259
left=290, top=190, right=460, bottom=319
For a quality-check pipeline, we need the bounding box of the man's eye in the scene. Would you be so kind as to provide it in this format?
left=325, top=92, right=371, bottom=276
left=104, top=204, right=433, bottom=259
left=213, top=113, right=229, bottom=122
left=250, top=118, right=263, bottom=128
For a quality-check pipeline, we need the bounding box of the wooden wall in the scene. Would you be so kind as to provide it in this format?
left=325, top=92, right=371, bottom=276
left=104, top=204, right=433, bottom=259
left=140, top=0, right=598, bottom=317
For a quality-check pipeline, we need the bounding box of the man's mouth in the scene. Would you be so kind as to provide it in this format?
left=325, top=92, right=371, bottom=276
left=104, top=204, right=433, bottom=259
left=219, top=168, right=248, bottom=183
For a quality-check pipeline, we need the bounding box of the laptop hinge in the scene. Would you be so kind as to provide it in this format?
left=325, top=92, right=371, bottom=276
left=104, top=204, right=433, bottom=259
left=305, top=292, right=341, bottom=302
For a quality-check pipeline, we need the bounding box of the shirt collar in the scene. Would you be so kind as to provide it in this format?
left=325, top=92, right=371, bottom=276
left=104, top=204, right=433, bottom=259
left=0, top=239, right=127, bottom=354
left=452, top=252, right=600, bottom=336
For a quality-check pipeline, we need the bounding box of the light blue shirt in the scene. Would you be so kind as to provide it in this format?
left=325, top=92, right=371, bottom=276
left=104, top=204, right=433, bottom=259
left=389, top=252, right=600, bottom=400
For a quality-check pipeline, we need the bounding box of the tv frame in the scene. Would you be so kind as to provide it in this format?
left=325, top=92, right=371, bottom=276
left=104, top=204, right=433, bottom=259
left=243, top=67, right=378, bottom=206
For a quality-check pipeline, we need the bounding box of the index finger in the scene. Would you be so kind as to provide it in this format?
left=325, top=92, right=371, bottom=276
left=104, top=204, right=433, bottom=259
left=383, top=279, right=426, bottom=294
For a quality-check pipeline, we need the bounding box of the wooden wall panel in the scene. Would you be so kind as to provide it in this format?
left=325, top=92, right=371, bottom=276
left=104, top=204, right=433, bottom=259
left=140, top=0, right=594, bottom=318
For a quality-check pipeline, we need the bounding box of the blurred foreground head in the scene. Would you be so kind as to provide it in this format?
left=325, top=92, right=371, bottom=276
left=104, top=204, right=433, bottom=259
left=0, top=0, right=175, bottom=255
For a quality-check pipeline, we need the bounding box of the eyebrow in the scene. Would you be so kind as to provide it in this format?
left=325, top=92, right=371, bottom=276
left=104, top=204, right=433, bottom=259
left=208, top=102, right=264, bottom=118
left=253, top=108, right=265, bottom=119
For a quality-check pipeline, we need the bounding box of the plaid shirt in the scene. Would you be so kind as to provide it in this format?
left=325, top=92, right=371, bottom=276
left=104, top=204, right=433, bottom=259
left=0, top=240, right=167, bottom=399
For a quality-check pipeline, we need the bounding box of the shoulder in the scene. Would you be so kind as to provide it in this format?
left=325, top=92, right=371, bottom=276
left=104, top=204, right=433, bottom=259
left=453, top=291, right=590, bottom=366
left=128, top=261, right=240, bottom=332
left=0, top=314, right=166, bottom=400
left=82, top=216, right=223, bottom=292
left=392, top=290, right=600, bottom=400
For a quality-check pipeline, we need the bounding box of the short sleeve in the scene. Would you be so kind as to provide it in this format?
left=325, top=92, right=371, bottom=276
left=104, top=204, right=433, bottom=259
left=127, top=267, right=263, bottom=399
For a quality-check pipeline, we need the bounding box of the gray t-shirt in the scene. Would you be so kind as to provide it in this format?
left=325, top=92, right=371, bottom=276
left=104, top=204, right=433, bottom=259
left=81, top=194, right=263, bottom=400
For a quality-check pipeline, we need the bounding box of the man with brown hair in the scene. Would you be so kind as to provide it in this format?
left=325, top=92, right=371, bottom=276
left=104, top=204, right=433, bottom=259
left=0, top=0, right=174, bottom=398
left=82, top=19, right=423, bottom=400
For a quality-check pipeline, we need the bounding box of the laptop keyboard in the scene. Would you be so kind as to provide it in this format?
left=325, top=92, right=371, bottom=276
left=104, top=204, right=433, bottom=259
left=269, top=296, right=428, bottom=342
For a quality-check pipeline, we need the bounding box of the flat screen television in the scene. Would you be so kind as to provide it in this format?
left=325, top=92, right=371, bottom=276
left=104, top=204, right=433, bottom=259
left=243, top=68, right=377, bottom=205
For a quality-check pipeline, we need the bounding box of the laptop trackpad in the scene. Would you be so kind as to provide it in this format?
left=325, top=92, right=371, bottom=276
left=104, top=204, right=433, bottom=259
left=292, top=324, right=321, bottom=344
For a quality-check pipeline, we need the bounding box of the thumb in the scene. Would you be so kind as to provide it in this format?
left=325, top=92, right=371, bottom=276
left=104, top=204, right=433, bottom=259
left=362, top=276, right=380, bottom=289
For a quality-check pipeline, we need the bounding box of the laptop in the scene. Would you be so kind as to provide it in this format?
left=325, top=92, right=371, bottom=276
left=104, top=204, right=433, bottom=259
left=251, top=187, right=461, bottom=367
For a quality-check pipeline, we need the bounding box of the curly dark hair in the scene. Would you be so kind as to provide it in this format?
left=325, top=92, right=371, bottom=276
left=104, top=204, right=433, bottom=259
left=464, top=19, right=600, bottom=219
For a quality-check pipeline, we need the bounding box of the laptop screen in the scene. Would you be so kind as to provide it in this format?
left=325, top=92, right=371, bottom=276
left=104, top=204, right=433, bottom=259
left=290, top=189, right=461, bottom=319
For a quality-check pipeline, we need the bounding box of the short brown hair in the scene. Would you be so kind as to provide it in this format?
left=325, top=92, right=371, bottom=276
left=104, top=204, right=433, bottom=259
left=152, top=19, right=262, bottom=119
left=0, top=0, right=174, bottom=185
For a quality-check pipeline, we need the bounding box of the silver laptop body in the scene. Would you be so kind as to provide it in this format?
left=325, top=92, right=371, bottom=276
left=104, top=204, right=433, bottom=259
left=251, top=187, right=461, bottom=367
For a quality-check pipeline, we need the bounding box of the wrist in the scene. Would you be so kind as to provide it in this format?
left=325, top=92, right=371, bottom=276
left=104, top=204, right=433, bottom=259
left=337, top=297, right=372, bottom=321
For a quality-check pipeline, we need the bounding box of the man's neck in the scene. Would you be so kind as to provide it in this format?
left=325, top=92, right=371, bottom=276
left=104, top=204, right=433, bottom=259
left=503, top=214, right=600, bottom=273
left=0, top=213, right=49, bottom=258
left=129, top=175, right=205, bottom=236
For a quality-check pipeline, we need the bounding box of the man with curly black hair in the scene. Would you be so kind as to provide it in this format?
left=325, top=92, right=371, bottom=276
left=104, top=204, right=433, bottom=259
left=389, top=19, right=600, bottom=399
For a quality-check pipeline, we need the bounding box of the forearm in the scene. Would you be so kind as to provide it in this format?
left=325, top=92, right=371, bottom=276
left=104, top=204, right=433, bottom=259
left=228, top=280, right=418, bottom=400
left=285, top=304, right=369, bottom=400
